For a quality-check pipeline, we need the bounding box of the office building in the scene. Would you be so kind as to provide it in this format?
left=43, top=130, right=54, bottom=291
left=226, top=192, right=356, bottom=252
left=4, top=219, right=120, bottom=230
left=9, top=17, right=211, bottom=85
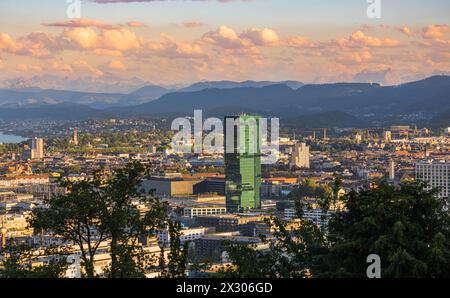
left=30, top=138, right=44, bottom=160
left=183, top=207, right=227, bottom=218
left=290, top=142, right=310, bottom=169
left=416, top=160, right=449, bottom=198
left=384, top=131, right=392, bottom=143
left=388, top=159, right=395, bottom=181
left=193, top=178, right=226, bottom=196
left=141, top=177, right=202, bottom=197
left=73, top=128, right=79, bottom=146
left=157, top=227, right=214, bottom=246
left=194, top=233, right=261, bottom=262
left=224, top=115, right=262, bottom=212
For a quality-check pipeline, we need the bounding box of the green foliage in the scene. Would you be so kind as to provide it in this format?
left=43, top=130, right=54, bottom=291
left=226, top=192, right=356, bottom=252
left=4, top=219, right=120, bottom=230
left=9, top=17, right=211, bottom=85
left=30, top=173, right=108, bottom=278
left=223, top=181, right=450, bottom=278
left=30, top=161, right=169, bottom=278
left=0, top=244, right=68, bottom=278
left=160, top=220, right=188, bottom=278
left=318, top=182, right=450, bottom=278
left=220, top=217, right=326, bottom=278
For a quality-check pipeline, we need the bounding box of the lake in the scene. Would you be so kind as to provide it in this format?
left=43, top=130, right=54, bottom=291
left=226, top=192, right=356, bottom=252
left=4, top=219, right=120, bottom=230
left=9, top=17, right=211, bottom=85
left=0, top=132, right=28, bottom=144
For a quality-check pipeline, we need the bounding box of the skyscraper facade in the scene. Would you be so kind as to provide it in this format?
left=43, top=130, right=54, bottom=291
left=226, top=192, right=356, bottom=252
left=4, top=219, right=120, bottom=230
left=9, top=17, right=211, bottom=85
left=384, top=131, right=392, bottom=143
left=224, top=115, right=262, bottom=212
left=73, top=128, right=79, bottom=146
left=416, top=160, right=449, bottom=199
left=30, top=138, right=44, bottom=160
left=290, top=142, right=310, bottom=169
left=388, top=159, right=395, bottom=181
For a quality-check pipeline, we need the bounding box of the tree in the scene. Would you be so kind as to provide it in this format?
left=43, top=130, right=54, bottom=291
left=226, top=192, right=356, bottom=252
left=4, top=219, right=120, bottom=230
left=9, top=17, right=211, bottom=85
left=222, top=181, right=450, bottom=278
left=160, top=220, right=188, bottom=278
left=101, top=162, right=168, bottom=278
left=0, top=243, right=68, bottom=278
left=317, top=182, right=450, bottom=278
left=220, top=216, right=326, bottom=278
left=30, top=174, right=108, bottom=278
left=30, top=162, right=169, bottom=278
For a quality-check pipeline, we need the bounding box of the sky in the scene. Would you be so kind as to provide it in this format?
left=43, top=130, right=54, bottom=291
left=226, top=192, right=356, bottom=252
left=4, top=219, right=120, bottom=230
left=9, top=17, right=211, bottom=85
left=0, top=0, right=449, bottom=86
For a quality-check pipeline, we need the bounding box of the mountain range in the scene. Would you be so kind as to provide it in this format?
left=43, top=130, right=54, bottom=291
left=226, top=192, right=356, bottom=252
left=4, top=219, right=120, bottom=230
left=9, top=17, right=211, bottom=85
left=0, top=76, right=448, bottom=128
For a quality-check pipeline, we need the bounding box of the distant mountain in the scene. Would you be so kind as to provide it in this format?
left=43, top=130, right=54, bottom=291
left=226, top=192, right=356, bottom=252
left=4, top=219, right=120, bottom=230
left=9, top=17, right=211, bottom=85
left=283, top=111, right=369, bottom=129
left=0, top=74, right=149, bottom=94
left=123, top=84, right=298, bottom=116
left=0, top=103, right=110, bottom=121
left=125, top=85, right=175, bottom=105
left=0, top=88, right=125, bottom=109
left=0, top=76, right=448, bottom=126
left=125, top=76, right=450, bottom=123
left=429, top=108, right=450, bottom=127
left=179, top=80, right=304, bottom=92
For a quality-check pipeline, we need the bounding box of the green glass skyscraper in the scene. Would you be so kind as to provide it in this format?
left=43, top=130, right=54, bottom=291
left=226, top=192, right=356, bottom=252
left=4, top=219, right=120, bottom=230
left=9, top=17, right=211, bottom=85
left=224, top=115, right=262, bottom=213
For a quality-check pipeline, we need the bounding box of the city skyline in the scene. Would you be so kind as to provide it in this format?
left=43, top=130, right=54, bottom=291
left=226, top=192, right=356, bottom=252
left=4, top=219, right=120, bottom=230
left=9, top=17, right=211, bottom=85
left=0, top=0, right=449, bottom=86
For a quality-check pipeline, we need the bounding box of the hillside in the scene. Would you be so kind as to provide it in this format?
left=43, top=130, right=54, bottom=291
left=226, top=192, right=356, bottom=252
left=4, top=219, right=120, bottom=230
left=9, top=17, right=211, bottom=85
left=283, top=111, right=369, bottom=129
left=0, top=76, right=448, bottom=127
left=429, top=108, right=450, bottom=127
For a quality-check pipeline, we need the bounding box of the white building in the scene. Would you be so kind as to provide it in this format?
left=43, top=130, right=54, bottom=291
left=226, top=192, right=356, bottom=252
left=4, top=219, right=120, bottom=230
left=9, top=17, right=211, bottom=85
left=183, top=207, right=227, bottom=218
left=284, top=207, right=335, bottom=229
left=416, top=160, right=449, bottom=198
left=290, top=142, right=310, bottom=169
left=157, top=226, right=213, bottom=245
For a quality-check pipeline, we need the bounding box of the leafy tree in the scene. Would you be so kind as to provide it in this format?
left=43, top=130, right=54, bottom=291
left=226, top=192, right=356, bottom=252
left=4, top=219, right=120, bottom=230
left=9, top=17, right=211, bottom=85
left=30, top=174, right=108, bottom=278
left=100, top=162, right=168, bottom=278
left=220, top=216, right=326, bottom=278
left=222, top=181, right=450, bottom=278
left=317, top=182, right=450, bottom=278
left=0, top=243, right=68, bottom=278
left=160, top=220, right=187, bottom=278
left=30, top=162, right=169, bottom=278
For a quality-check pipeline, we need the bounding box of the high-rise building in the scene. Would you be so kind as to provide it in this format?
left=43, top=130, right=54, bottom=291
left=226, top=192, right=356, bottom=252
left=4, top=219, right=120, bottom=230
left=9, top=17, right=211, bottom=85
left=224, top=115, right=262, bottom=212
left=0, top=215, right=6, bottom=249
left=384, top=131, right=392, bottom=143
left=290, top=142, right=310, bottom=169
left=30, top=138, right=44, bottom=159
left=73, top=128, right=79, bottom=146
left=388, top=159, right=395, bottom=181
left=416, top=160, right=449, bottom=199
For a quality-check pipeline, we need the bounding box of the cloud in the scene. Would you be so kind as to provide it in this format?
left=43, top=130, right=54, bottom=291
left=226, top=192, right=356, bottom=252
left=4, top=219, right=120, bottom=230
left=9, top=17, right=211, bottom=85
left=400, top=26, right=413, bottom=37
left=336, top=31, right=402, bottom=48
left=337, top=50, right=373, bottom=65
left=240, top=28, right=279, bottom=46
left=422, top=24, right=450, bottom=40
left=0, top=33, right=21, bottom=53
left=43, top=19, right=120, bottom=30
left=202, top=26, right=280, bottom=49
left=202, top=26, right=247, bottom=49
left=127, top=21, right=145, bottom=28
left=71, top=60, right=104, bottom=76
left=183, top=21, right=206, bottom=28
left=353, top=68, right=398, bottom=85
left=106, top=59, right=126, bottom=70
left=1, top=19, right=449, bottom=85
